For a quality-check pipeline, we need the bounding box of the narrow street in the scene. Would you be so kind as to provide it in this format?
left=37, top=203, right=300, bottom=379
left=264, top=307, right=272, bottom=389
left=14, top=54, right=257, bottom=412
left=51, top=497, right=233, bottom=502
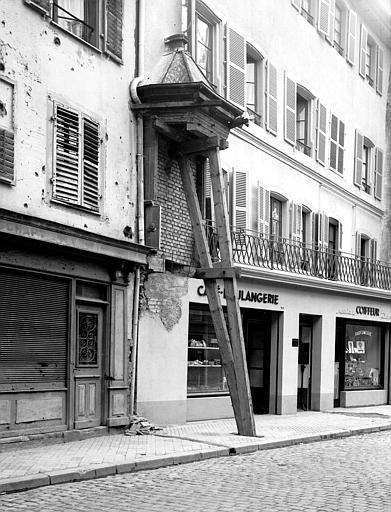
left=1, top=431, right=390, bottom=512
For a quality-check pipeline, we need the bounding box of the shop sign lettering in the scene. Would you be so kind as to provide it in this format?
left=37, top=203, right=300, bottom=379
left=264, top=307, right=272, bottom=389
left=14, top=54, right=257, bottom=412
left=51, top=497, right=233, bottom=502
left=355, top=306, right=380, bottom=316
left=197, top=285, right=279, bottom=305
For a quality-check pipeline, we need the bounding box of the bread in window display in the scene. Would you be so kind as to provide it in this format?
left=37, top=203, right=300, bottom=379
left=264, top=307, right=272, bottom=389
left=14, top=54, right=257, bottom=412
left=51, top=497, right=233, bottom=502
left=188, top=339, right=207, bottom=347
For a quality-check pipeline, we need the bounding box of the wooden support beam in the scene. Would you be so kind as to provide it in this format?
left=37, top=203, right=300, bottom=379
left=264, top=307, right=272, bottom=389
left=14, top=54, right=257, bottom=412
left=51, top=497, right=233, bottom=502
left=177, top=154, right=242, bottom=423
left=194, top=267, right=242, bottom=280
left=176, top=136, right=228, bottom=156
left=208, top=148, right=256, bottom=436
left=153, top=118, right=185, bottom=143
left=131, top=99, right=226, bottom=111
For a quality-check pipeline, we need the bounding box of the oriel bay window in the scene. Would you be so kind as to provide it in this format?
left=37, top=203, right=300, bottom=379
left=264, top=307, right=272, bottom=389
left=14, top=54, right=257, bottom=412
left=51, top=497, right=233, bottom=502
left=24, top=0, right=123, bottom=60
left=52, top=102, right=101, bottom=212
left=188, top=304, right=228, bottom=396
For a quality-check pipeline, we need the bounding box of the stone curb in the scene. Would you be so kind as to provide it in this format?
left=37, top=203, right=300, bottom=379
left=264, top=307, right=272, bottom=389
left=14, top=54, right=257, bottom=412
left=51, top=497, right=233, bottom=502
left=1, top=423, right=391, bottom=495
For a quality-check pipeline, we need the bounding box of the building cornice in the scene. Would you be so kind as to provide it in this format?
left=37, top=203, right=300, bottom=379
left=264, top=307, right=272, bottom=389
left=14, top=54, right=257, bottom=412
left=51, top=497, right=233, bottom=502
left=239, top=265, right=391, bottom=301
left=232, top=128, right=384, bottom=218
left=0, top=208, right=151, bottom=265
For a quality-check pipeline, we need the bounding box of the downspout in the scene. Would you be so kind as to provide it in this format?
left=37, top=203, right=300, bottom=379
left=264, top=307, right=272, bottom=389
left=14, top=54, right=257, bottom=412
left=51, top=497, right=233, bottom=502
left=129, top=0, right=145, bottom=417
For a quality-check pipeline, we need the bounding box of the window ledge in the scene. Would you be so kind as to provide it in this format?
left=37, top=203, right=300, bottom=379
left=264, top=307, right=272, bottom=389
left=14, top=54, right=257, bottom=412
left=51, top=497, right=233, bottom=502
left=50, top=198, right=101, bottom=216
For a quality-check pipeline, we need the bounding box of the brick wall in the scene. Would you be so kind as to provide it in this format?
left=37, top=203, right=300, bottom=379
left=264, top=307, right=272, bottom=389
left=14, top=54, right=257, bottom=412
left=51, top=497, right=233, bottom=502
left=157, top=137, right=195, bottom=266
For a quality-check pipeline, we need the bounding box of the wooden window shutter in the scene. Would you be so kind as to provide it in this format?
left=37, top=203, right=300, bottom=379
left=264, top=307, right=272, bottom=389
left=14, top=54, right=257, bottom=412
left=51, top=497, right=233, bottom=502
left=376, top=46, right=384, bottom=96
left=321, top=213, right=329, bottom=251
left=0, top=129, right=14, bottom=182
left=24, top=0, right=51, bottom=15
left=325, top=0, right=335, bottom=45
left=355, top=232, right=361, bottom=257
left=289, top=201, right=302, bottom=244
left=226, top=26, right=246, bottom=109
left=374, top=147, right=383, bottom=200
left=53, top=104, right=80, bottom=205
left=370, top=239, right=377, bottom=261
left=346, top=10, right=357, bottom=65
left=359, top=25, right=368, bottom=78
left=105, top=0, right=123, bottom=60
left=318, top=0, right=330, bottom=36
left=316, top=100, right=327, bottom=166
left=337, top=120, right=345, bottom=173
left=291, top=0, right=301, bottom=11
left=82, top=117, right=100, bottom=211
left=266, top=62, right=278, bottom=135
left=284, top=74, right=296, bottom=146
left=204, top=158, right=215, bottom=222
left=354, top=129, right=363, bottom=188
left=257, top=181, right=270, bottom=238
left=329, top=114, right=338, bottom=171
left=232, top=168, right=247, bottom=230
left=338, top=221, right=343, bottom=251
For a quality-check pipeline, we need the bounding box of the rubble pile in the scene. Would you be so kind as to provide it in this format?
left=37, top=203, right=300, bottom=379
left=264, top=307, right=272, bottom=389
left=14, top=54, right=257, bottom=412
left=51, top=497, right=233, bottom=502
left=124, top=415, right=163, bottom=436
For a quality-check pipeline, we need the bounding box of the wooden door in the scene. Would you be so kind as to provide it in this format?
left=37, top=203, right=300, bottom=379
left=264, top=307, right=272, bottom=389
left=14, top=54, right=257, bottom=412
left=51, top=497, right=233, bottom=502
left=74, top=305, right=104, bottom=429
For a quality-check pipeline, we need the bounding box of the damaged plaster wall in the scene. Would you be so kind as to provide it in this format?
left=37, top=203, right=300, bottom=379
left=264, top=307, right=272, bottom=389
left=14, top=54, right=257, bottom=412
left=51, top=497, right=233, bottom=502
left=0, top=0, right=137, bottom=242
left=136, top=272, right=189, bottom=424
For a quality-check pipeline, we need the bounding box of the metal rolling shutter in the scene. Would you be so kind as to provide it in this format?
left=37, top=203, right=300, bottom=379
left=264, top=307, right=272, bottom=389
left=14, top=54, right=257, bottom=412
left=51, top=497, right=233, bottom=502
left=0, top=269, right=69, bottom=386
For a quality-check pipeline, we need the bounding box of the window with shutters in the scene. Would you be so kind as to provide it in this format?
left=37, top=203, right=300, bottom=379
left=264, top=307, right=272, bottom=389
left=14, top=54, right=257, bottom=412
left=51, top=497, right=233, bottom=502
left=246, top=45, right=263, bottom=127
left=361, top=137, right=374, bottom=195
left=296, top=93, right=311, bottom=156
left=24, top=0, right=123, bottom=61
left=301, top=0, right=315, bottom=25
left=52, top=102, right=101, bottom=212
left=333, top=2, right=346, bottom=56
left=365, top=36, right=376, bottom=86
left=329, top=114, right=344, bottom=173
left=0, top=78, right=15, bottom=184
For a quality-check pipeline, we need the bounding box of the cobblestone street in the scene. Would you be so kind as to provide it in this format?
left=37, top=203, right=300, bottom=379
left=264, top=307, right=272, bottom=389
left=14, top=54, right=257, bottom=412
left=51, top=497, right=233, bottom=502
left=1, top=431, right=390, bottom=512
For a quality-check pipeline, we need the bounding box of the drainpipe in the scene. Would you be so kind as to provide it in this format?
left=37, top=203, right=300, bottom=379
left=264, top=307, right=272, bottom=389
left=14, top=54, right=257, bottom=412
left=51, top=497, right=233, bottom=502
left=129, top=0, right=145, bottom=417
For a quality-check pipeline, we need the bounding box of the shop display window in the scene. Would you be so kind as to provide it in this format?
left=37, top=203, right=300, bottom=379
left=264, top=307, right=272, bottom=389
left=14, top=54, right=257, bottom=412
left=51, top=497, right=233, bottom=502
left=187, top=304, right=228, bottom=396
left=344, top=323, right=383, bottom=390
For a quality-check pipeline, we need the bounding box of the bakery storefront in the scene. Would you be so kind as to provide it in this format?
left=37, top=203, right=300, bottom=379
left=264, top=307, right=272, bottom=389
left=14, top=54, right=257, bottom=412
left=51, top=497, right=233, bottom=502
left=186, top=277, right=391, bottom=421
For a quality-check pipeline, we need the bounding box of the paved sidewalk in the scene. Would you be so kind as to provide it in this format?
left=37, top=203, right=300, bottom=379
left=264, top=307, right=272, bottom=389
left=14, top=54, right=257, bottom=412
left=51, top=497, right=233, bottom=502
left=1, top=405, right=391, bottom=494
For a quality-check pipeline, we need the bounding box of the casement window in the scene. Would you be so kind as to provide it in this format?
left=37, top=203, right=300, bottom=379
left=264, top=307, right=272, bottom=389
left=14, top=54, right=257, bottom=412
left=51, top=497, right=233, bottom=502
left=346, top=9, right=357, bottom=65
left=359, top=26, right=383, bottom=93
left=292, top=0, right=315, bottom=25
left=52, top=102, right=100, bottom=212
left=354, top=132, right=383, bottom=199
left=355, top=233, right=377, bottom=261
left=246, top=45, right=263, bottom=126
left=0, top=78, right=15, bottom=184
left=196, top=14, right=214, bottom=82
left=362, top=141, right=372, bottom=194
left=285, top=76, right=314, bottom=156
left=24, top=0, right=123, bottom=60
left=333, top=2, right=346, bottom=56
left=289, top=202, right=303, bottom=245
left=329, top=114, right=344, bottom=173
left=265, top=61, right=278, bottom=135
left=270, top=197, right=284, bottom=242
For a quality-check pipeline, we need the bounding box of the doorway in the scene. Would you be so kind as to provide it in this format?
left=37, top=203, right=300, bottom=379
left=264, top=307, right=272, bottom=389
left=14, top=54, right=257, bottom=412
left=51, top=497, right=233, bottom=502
left=243, top=310, right=271, bottom=414
left=297, top=315, right=313, bottom=411
left=73, top=305, right=105, bottom=428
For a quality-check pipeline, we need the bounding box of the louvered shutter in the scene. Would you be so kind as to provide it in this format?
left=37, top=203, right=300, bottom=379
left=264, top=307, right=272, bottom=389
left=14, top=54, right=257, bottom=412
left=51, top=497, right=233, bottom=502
left=0, top=129, right=14, bottom=182
left=329, top=114, right=338, bottom=171
left=354, top=129, right=363, bottom=188
left=0, top=268, right=68, bottom=386
left=226, top=26, right=246, bottom=109
left=316, top=100, right=327, bottom=165
left=338, top=221, right=343, bottom=251
left=204, top=158, right=214, bottom=221
left=105, top=0, right=123, bottom=60
left=232, top=168, right=247, bottom=230
left=318, top=0, right=330, bottom=36
left=322, top=213, right=329, bottom=251
left=54, top=105, right=80, bottom=205
left=24, top=0, right=51, bottom=15
left=355, top=232, right=361, bottom=257
left=374, top=147, right=383, bottom=200
left=376, top=47, right=384, bottom=95
left=326, top=0, right=335, bottom=44
left=284, top=74, right=296, bottom=146
left=346, top=10, right=357, bottom=65
left=359, top=25, right=368, bottom=78
left=337, top=120, right=345, bottom=173
left=291, top=0, right=301, bottom=11
left=82, top=117, right=100, bottom=211
left=289, top=202, right=302, bottom=244
left=266, top=62, right=278, bottom=135
left=370, top=239, right=377, bottom=261
left=257, top=182, right=270, bottom=238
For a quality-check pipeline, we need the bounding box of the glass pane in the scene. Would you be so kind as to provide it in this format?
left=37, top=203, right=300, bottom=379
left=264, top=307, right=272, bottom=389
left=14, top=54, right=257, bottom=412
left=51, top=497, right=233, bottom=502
left=187, top=306, right=227, bottom=395
left=344, top=324, right=382, bottom=389
left=78, top=312, right=98, bottom=366
left=197, top=17, right=210, bottom=47
left=57, top=0, right=85, bottom=38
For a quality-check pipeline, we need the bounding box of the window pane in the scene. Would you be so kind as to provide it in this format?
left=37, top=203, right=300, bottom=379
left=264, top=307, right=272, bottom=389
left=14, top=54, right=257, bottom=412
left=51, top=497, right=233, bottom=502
left=330, top=141, right=337, bottom=170
left=344, top=324, right=382, bottom=389
left=197, top=16, right=210, bottom=47
left=57, top=0, right=85, bottom=38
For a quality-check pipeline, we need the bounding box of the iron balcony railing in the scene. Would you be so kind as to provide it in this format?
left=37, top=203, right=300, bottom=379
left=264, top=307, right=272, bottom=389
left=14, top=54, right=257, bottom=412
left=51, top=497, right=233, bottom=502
left=205, top=223, right=391, bottom=291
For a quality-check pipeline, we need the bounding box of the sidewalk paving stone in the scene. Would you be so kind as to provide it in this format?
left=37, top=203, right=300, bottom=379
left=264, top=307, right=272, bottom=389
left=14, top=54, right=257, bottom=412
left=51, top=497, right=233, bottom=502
left=0, top=405, right=390, bottom=494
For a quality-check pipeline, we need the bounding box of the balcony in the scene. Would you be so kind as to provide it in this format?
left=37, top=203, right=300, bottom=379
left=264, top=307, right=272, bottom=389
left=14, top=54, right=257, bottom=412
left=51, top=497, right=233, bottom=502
left=205, top=223, right=391, bottom=291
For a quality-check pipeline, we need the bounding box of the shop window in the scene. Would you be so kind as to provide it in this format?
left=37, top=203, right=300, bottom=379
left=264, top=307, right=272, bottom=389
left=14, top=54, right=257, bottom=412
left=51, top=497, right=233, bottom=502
left=246, top=46, right=263, bottom=126
left=24, top=0, right=123, bottom=60
left=52, top=101, right=101, bottom=212
left=187, top=304, right=228, bottom=396
left=344, top=323, right=384, bottom=390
